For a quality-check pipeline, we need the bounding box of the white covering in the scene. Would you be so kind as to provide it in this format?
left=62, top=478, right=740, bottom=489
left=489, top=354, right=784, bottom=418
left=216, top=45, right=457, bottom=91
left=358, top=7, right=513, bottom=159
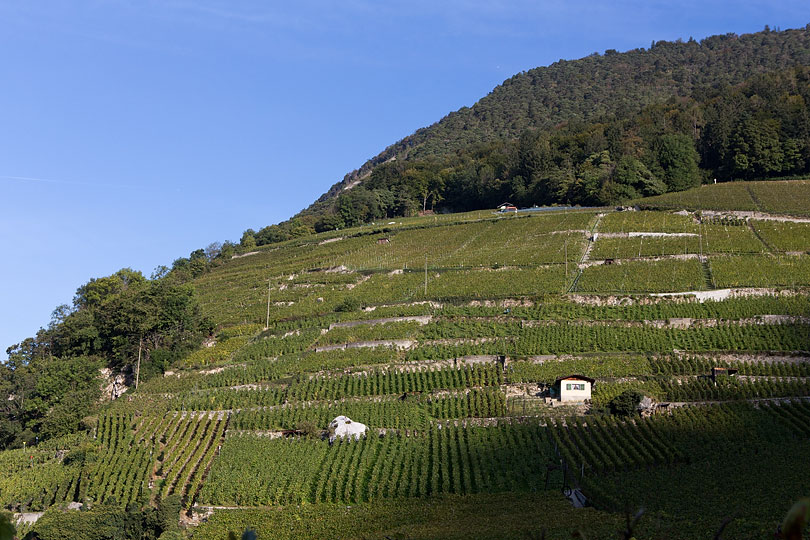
left=328, top=415, right=367, bottom=443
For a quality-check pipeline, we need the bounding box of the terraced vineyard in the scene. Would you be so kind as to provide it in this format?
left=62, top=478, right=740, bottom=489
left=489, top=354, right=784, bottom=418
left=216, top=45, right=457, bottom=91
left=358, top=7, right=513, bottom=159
left=6, top=187, right=810, bottom=539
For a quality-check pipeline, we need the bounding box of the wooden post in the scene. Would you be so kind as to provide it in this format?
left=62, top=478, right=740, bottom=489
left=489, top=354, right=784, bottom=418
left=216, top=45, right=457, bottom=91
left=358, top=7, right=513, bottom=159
left=266, top=278, right=272, bottom=330
left=424, top=254, right=428, bottom=296
left=135, top=337, right=142, bottom=390
left=565, top=240, right=568, bottom=278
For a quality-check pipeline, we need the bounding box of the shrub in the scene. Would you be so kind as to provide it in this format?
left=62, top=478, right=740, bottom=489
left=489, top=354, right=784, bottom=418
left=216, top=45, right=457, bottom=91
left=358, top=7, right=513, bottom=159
left=609, top=390, right=644, bottom=416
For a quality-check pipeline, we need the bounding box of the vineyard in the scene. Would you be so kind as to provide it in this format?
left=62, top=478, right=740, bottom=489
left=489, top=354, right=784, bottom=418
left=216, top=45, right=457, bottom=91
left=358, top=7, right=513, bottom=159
left=6, top=192, right=810, bottom=539
left=199, top=423, right=553, bottom=506
left=635, top=179, right=810, bottom=215
left=579, top=402, right=810, bottom=537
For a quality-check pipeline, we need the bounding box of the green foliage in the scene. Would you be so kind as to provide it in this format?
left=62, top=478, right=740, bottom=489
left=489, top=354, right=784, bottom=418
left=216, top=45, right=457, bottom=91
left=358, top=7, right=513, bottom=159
left=0, top=512, right=14, bottom=540
left=608, top=390, right=644, bottom=416
left=638, top=179, right=810, bottom=216
left=229, top=389, right=506, bottom=432
left=509, top=356, right=651, bottom=383
left=284, top=29, right=810, bottom=233
left=710, top=254, right=810, bottom=287
left=182, top=337, right=250, bottom=368
left=32, top=504, right=128, bottom=540
left=751, top=220, right=810, bottom=252
left=580, top=403, right=810, bottom=537
left=200, top=423, right=551, bottom=506
left=1, top=269, right=211, bottom=449
left=654, top=133, right=701, bottom=192
left=577, top=259, right=705, bottom=293
left=190, top=493, right=624, bottom=540
left=29, top=498, right=185, bottom=540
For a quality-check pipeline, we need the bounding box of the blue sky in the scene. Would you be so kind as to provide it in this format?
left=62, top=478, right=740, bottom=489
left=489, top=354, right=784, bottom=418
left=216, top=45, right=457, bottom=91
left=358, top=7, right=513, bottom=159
left=1, top=1, right=807, bottom=358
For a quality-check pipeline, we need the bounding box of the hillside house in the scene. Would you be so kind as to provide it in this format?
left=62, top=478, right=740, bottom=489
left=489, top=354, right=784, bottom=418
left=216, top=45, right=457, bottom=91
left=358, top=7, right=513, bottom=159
left=553, top=375, right=594, bottom=402
left=497, top=202, right=517, bottom=212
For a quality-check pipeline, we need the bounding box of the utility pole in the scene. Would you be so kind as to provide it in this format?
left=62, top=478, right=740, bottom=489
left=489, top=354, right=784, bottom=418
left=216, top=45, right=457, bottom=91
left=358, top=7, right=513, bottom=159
left=135, top=337, right=142, bottom=390
left=266, top=278, right=272, bottom=330
left=565, top=240, right=568, bottom=278
left=424, top=254, right=428, bottom=296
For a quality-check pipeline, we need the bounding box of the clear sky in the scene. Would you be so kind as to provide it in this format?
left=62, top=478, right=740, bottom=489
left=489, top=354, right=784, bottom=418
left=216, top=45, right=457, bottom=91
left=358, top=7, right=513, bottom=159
left=0, top=1, right=807, bottom=358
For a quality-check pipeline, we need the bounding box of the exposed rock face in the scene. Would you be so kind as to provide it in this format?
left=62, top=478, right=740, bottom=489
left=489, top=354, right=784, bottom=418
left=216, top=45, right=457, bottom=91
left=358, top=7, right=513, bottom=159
left=99, top=368, right=128, bottom=401
left=328, top=416, right=367, bottom=443
left=638, top=396, right=656, bottom=416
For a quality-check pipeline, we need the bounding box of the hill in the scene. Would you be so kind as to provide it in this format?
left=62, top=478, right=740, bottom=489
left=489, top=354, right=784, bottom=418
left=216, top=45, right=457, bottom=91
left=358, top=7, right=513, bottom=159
left=4, top=181, right=810, bottom=539
left=238, top=25, right=810, bottom=246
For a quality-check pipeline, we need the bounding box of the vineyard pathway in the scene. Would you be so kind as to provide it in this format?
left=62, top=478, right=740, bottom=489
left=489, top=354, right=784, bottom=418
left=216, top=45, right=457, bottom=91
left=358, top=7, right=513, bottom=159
left=568, top=213, right=604, bottom=293
left=701, top=210, right=810, bottom=223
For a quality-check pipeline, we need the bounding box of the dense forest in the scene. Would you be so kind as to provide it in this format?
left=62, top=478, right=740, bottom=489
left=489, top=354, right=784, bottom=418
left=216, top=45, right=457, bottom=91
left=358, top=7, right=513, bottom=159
left=238, top=26, right=810, bottom=245
left=311, top=65, right=810, bottom=228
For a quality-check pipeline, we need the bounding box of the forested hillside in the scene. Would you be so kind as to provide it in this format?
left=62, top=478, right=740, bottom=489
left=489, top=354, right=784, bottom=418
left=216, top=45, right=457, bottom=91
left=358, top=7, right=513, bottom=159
left=240, top=26, right=810, bottom=246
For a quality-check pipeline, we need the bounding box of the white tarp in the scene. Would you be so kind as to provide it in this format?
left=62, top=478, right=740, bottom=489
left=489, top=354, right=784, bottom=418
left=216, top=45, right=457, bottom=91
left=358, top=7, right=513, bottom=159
left=328, top=415, right=367, bottom=443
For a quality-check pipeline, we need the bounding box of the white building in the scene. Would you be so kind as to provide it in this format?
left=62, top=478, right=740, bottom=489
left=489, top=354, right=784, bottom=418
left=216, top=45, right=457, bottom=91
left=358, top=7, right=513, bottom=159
left=554, top=375, right=594, bottom=402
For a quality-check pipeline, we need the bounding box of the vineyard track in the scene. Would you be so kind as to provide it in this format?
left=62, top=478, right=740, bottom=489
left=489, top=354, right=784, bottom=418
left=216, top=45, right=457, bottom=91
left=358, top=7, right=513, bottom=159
left=703, top=210, right=810, bottom=223
left=315, top=339, right=416, bottom=352
left=431, top=314, right=810, bottom=328
left=663, top=395, right=810, bottom=407
left=154, top=393, right=810, bottom=431
left=747, top=219, right=774, bottom=253
left=327, top=315, right=433, bottom=330
left=567, top=213, right=602, bottom=292
left=579, top=253, right=701, bottom=268
left=596, top=232, right=700, bottom=238
left=569, top=287, right=806, bottom=304
left=306, top=355, right=503, bottom=378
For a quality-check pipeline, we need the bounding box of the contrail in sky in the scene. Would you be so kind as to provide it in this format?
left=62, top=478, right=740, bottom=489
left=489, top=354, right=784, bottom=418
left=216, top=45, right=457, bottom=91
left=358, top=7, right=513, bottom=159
left=0, top=175, right=139, bottom=189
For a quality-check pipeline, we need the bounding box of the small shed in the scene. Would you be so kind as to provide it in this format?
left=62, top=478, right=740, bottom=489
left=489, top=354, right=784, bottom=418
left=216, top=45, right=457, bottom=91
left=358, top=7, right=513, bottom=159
left=553, top=375, right=595, bottom=402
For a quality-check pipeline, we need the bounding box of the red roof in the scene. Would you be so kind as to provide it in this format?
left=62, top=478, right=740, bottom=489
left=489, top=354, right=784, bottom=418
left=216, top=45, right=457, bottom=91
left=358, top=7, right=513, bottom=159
left=554, top=374, right=595, bottom=384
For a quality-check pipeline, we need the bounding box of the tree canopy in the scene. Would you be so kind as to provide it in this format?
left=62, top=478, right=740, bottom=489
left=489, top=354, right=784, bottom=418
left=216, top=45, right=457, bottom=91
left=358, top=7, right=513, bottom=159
left=0, top=270, right=210, bottom=449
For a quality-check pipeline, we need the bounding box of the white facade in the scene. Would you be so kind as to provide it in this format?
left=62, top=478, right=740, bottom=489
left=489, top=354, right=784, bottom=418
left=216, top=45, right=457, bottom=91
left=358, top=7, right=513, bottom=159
left=559, top=378, right=592, bottom=402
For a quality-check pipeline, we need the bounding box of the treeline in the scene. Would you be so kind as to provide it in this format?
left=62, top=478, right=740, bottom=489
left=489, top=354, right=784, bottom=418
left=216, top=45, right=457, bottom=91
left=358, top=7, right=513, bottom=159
left=234, top=27, right=810, bottom=243
left=0, top=269, right=210, bottom=450
left=322, top=26, right=810, bottom=197
left=308, top=65, right=810, bottom=229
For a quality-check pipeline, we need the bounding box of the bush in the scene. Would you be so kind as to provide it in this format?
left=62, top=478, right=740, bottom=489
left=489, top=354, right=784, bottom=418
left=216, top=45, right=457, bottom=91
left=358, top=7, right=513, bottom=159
left=609, top=390, right=644, bottom=416
left=335, top=297, right=361, bottom=313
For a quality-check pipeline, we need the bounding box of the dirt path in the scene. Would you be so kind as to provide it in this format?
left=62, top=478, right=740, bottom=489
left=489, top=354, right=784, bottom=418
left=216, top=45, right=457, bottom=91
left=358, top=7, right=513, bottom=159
left=597, top=232, right=699, bottom=238
left=315, top=339, right=416, bottom=353
left=702, top=210, right=810, bottom=223
left=328, top=315, right=432, bottom=330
